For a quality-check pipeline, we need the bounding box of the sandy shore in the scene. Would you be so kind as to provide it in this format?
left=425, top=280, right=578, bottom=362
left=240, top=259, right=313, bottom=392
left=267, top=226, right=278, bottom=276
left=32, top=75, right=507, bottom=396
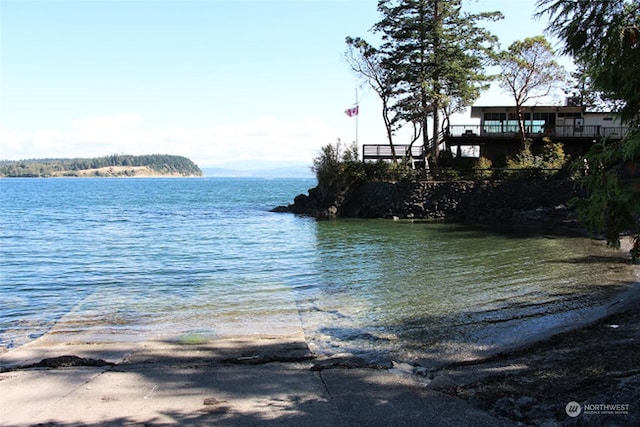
left=1, top=240, right=638, bottom=426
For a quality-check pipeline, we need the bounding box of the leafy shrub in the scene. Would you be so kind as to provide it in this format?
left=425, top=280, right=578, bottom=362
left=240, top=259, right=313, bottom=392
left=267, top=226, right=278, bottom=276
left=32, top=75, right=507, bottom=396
left=505, top=139, right=567, bottom=178
left=312, top=139, right=365, bottom=190
left=312, top=140, right=416, bottom=190
left=541, top=138, right=567, bottom=173
left=506, top=142, right=536, bottom=170
left=474, top=156, right=493, bottom=179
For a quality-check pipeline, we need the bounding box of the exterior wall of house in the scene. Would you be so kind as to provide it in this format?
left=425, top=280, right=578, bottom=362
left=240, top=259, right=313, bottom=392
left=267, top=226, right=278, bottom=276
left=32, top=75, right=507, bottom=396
left=583, top=112, right=622, bottom=127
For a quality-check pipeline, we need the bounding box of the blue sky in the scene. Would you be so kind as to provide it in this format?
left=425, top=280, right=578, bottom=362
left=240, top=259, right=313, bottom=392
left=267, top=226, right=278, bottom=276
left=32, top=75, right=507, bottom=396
left=0, top=0, right=564, bottom=168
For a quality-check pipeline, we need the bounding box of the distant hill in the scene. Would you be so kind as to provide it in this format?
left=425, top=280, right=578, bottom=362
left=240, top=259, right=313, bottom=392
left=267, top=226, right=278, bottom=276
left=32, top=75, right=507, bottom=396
left=0, top=154, right=202, bottom=178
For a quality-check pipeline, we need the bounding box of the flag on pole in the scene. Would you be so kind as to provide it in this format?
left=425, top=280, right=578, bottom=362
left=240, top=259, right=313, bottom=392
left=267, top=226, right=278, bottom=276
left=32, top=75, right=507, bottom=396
left=344, top=105, right=359, bottom=117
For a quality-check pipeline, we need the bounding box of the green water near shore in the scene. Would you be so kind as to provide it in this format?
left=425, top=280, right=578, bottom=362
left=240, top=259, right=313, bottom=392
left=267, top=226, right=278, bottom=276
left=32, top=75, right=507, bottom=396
left=298, top=220, right=637, bottom=363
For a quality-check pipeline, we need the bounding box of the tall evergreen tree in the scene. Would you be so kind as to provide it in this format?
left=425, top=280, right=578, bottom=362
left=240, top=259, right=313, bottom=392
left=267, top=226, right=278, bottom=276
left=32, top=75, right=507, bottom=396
left=373, top=0, right=501, bottom=164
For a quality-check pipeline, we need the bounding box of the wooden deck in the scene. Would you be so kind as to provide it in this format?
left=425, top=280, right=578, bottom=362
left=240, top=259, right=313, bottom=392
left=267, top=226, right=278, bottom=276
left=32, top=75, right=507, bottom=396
left=362, top=144, right=425, bottom=162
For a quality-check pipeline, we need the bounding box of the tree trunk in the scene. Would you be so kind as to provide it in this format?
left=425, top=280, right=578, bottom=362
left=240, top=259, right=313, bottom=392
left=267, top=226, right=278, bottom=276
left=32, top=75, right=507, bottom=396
left=421, top=95, right=432, bottom=169
left=432, top=104, right=440, bottom=162
left=431, top=0, right=442, bottom=164
left=382, top=97, right=397, bottom=161
left=517, top=106, right=527, bottom=149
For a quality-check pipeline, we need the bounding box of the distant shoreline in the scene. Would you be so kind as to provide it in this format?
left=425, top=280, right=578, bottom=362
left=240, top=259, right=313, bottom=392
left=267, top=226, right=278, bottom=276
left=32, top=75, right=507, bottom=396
left=0, top=154, right=203, bottom=178
left=0, top=165, right=201, bottom=178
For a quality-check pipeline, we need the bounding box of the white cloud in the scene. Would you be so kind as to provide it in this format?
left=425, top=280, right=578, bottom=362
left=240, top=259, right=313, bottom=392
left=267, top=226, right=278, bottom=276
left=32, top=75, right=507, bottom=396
left=72, top=113, right=143, bottom=133
left=0, top=113, right=339, bottom=167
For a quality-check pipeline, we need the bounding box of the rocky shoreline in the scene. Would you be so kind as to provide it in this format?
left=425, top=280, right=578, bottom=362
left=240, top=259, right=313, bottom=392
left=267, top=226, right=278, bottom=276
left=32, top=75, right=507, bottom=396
left=273, top=179, right=582, bottom=226
left=430, top=283, right=640, bottom=426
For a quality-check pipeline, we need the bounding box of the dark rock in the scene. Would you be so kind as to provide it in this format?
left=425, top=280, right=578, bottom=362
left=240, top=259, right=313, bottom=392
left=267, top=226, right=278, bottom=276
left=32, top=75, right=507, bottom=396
left=515, top=395, right=538, bottom=409
left=293, top=193, right=309, bottom=206
left=273, top=179, right=582, bottom=226
left=493, top=397, right=522, bottom=420
left=221, top=352, right=316, bottom=365
left=270, top=205, right=289, bottom=213
left=3, top=355, right=115, bottom=372
left=310, top=356, right=391, bottom=371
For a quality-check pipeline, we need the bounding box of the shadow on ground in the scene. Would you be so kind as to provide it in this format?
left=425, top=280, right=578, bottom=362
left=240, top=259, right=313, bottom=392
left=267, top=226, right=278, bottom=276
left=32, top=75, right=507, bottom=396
left=0, top=336, right=511, bottom=427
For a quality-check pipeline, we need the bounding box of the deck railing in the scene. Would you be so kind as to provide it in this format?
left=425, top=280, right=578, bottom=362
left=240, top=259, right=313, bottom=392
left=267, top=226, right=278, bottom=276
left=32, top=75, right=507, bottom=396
left=447, top=124, right=630, bottom=139
left=362, top=144, right=424, bottom=161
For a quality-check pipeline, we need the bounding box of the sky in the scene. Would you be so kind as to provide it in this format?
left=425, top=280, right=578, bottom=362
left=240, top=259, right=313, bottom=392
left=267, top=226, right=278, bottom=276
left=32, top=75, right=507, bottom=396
left=0, top=0, right=568, bottom=168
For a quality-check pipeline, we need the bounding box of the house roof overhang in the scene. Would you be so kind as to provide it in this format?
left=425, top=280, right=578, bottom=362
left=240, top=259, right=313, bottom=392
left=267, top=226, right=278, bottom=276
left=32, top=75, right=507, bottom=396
left=470, top=105, right=586, bottom=119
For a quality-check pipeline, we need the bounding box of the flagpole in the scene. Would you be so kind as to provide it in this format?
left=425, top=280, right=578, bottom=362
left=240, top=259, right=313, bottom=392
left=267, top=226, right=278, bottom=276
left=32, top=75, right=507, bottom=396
left=344, top=90, right=360, bottom=144
left=355, top=88, right=359, bottom=145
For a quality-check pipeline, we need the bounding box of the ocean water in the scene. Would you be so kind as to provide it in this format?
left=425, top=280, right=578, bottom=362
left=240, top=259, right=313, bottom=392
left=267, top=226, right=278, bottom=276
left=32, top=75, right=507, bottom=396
left=0, top=178, right=636, bottom=364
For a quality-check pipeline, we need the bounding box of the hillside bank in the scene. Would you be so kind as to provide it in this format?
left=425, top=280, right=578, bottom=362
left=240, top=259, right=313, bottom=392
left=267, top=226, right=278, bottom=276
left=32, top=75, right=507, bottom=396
left=48, top=165, right=200, bottom=178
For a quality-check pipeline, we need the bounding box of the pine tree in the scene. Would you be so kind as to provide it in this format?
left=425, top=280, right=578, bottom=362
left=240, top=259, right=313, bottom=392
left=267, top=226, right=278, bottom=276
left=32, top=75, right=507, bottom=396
left=373, top=0, right=501, bottom=165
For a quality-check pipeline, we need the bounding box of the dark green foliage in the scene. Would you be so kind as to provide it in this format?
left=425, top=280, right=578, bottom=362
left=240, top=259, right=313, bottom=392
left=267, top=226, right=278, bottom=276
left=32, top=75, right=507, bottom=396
left=573, top=132, right=640, bottom=261
left=312, top=140, right=416, bottom=191
left=538, top=0, right=640, bottom=258
left=312, top=140, right=348, bottom=189
left=0, top=154, right=202, bottom=177
left=537, top=0, right=640, bottom=125
left=431, top=167, right=462, bottom=181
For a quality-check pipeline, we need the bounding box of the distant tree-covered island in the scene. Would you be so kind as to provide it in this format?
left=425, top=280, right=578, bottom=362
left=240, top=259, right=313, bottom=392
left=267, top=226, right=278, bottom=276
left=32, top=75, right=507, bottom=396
left=0, top=154, right=203, bottom=178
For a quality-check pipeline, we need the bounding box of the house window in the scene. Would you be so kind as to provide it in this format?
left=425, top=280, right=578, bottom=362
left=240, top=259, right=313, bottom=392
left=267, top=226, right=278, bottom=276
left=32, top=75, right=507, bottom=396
left=530, top=112, right=556, bottom=133
left=503, top=113, right=519, bottom=132
left=483, top=112, right=507, bottom=133
left=483, top=111, right=559, bottom=133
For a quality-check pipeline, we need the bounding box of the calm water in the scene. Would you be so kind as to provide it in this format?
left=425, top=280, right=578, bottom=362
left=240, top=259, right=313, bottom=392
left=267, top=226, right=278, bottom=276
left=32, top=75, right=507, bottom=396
left=0, top=178, right=636, bottom=364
